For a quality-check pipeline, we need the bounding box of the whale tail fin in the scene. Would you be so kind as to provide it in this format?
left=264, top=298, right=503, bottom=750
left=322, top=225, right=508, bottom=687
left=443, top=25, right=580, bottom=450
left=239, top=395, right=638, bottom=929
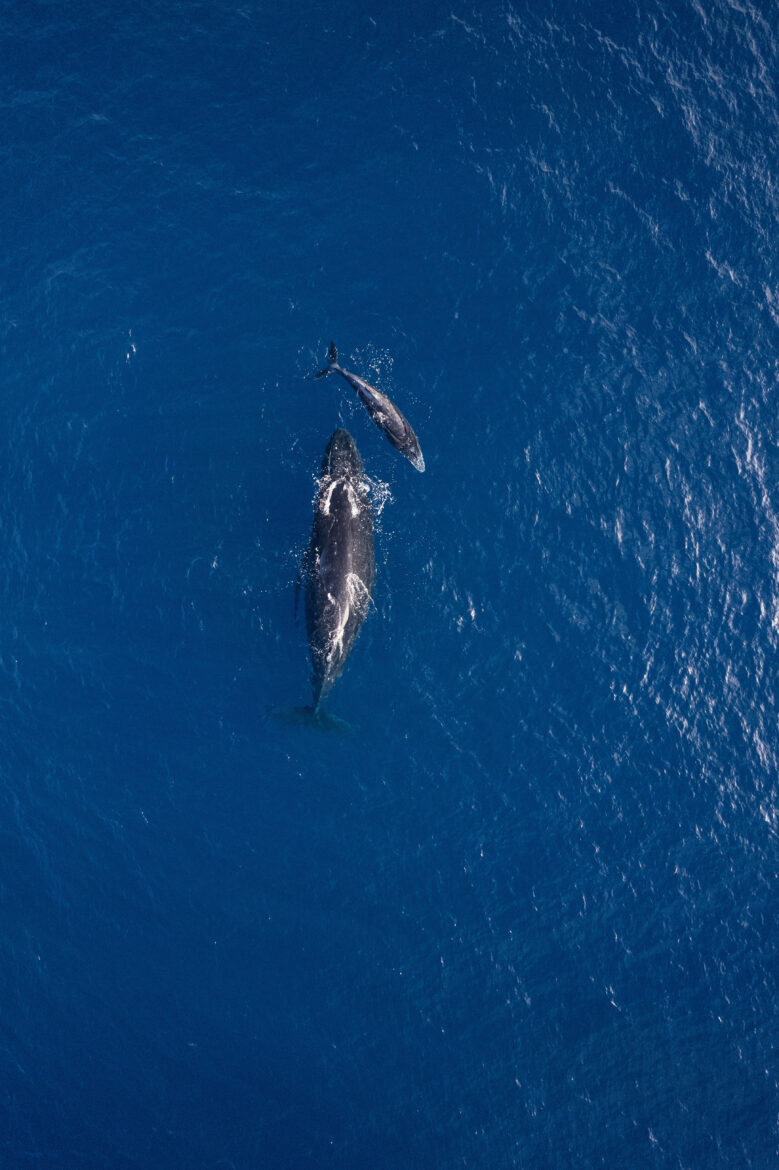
left=268, top=705, right=352, bottom=733
left=313, top=341, right=339, bottom=379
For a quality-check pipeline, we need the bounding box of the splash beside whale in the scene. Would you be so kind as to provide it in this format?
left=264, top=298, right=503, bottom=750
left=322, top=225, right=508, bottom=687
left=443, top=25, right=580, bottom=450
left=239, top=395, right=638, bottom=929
left=314, top=343, right=425, bottom=472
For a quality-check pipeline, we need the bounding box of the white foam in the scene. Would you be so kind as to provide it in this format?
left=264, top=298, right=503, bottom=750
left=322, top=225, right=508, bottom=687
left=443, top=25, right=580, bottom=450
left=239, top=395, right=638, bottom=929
left=364, top=476, right=393, bottom=517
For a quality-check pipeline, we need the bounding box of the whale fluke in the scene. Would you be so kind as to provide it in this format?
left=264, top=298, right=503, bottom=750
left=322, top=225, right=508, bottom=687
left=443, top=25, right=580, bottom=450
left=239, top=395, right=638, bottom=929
left=313, top=341, right=339, bottom=379
left=268, top=705, right=353, bottom=733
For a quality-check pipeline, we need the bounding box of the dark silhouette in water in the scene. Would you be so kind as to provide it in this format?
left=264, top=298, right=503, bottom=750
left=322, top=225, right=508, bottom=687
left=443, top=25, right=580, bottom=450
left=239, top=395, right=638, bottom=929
left=314, top=342, right=425, bottom=472
left=297, top=429, right=375, bottom=713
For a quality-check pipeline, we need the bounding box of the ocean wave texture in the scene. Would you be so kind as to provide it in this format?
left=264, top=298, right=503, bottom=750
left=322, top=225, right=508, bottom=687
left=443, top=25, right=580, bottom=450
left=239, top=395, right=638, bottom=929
left=0, top=2, right=776, bottom=1167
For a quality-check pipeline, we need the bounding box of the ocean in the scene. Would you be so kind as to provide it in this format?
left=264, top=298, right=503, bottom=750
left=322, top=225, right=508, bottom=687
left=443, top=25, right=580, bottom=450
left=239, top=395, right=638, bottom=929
left=1, top=1, right=776, bottom=1166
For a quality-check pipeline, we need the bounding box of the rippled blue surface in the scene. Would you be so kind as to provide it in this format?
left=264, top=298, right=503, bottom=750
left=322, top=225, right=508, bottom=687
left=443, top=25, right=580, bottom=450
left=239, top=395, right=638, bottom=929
left=1, top=3, right=777, bottom=1166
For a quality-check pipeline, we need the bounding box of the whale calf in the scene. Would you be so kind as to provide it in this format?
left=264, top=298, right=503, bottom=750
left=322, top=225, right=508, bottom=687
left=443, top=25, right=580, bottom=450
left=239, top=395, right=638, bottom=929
left=314, top=342, right=425, bottom=472
left=298, top=429, right=375, bottom=711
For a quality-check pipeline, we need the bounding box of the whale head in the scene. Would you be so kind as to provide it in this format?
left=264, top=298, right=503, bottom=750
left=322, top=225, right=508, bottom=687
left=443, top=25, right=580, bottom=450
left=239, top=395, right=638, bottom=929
left=321, top=428, right=363, bottom=479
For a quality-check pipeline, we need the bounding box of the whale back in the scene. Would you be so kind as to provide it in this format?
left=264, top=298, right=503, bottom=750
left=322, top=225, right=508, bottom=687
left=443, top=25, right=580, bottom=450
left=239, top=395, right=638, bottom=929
left=305, top=430, right=375, bottom=709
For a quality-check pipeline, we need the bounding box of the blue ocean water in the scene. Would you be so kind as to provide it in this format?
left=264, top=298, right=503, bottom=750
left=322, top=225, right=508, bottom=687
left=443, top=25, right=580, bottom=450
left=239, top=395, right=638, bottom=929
left=1, top=1, right=777, bottom=1166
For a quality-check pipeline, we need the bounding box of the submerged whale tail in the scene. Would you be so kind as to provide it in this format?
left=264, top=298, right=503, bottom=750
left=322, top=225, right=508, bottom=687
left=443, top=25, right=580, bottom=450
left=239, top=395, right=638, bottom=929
left=313, top=341, right=339, bottom=379
left=268, top=704, right=352, bottom=733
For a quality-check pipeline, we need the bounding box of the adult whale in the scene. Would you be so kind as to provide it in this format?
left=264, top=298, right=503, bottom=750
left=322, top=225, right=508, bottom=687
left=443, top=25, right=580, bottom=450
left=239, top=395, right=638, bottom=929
left=314, top=343, right=425, bottom=472
left=298, top=429, right=375, bottom=712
